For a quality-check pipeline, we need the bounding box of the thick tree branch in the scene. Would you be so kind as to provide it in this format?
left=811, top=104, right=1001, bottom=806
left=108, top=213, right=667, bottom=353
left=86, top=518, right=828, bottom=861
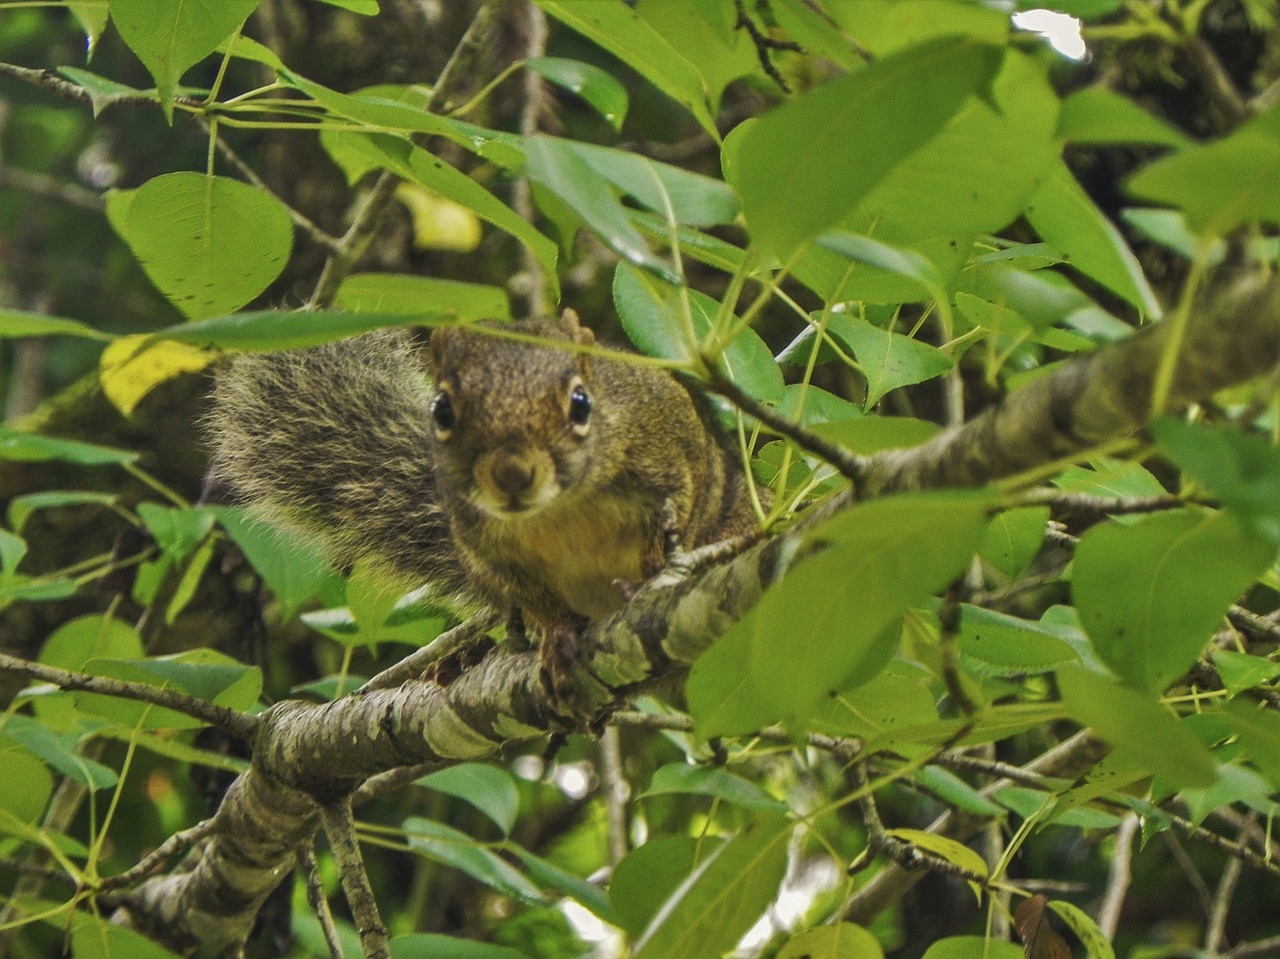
left=860, top=274, right=1280, bottom=495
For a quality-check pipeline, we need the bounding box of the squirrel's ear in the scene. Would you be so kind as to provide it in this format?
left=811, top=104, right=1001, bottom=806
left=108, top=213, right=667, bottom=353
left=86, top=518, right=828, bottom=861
left=559, top=308, right=595, bottom=346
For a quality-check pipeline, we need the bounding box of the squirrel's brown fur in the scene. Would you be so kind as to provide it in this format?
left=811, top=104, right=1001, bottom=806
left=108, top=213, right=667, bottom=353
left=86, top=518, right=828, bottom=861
left=208, top=310, right=759, bottom=687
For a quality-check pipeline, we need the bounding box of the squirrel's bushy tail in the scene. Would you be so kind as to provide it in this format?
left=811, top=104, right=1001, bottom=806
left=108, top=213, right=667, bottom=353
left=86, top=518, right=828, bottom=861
left=206, top=331, right=465, bottom=594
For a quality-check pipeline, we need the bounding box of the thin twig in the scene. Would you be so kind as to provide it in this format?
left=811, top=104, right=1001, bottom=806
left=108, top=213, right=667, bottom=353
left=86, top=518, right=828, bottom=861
left=599, top=727, right=629, bottom=868
left=1204, top=818, right=1247, bottom=956
left=1226, top=605, right=1280, bottom=645
left=696, top=369, right=867, bottom=483
left=302, top=842, right=347, bottom=959
left=0, top=652, right=258, bottom=740
left=359, top=611, right=501, bottom=692
left=1011, top=489, right=1186, bottom=516
left=512, top=0, right=550, bottom=317
left=0, top=166, right=103, bottom=212
left=1162, top=830, right=1217, bottom=920
left=352, top=761, right=450, bottom=807
left=1096, top=812, right=1139, bottom=938
left=98, top=820, right=216, bottom=891
left=320, top=800, right=389, bottom=959
left=1224, top=933, right=1280, bottom=959
left=1182, top=36, right=1249, bottom=127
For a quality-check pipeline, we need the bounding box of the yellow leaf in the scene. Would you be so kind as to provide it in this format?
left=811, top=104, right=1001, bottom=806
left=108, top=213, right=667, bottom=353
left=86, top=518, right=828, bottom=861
left=100, top=334, right=217, bottom=415
left=886, top=827, right=989, bottom=902
left=394, top=183, right=482, bottom=252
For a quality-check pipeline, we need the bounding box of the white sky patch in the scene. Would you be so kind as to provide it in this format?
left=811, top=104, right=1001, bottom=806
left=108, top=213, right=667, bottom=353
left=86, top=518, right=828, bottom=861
left=1013, top=8, right=1087, bottom=59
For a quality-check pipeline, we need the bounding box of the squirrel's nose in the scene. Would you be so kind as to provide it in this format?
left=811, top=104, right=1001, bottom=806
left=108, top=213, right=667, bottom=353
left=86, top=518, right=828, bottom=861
left=491, top=457, right=536, bottom=497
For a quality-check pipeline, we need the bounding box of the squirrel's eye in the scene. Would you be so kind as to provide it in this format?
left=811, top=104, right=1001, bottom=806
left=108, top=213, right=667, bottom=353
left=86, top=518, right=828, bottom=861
left=430, top=392, right=455, bottom=435
left=568, top=384, right=592, bottom=431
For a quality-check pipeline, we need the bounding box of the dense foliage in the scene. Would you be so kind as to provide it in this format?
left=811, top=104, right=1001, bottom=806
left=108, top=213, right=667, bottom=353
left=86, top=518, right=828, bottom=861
left=2, top=1, right=1280, bottom=958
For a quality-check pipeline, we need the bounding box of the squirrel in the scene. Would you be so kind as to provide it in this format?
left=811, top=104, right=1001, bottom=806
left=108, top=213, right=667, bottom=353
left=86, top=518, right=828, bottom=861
left=207, top=309, right=761, bottom=700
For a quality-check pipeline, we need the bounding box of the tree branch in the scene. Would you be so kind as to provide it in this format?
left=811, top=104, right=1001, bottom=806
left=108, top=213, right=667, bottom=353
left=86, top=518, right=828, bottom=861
left=0, top=652, right=258, bottom=741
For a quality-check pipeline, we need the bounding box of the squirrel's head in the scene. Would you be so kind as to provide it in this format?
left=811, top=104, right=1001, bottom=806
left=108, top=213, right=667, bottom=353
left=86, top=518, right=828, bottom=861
left=428, top=310, right=601, bottom=519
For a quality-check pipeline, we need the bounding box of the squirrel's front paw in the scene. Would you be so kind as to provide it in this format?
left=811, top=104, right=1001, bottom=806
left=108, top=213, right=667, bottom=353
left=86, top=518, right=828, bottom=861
left=537, top=620, right=591, bottom=722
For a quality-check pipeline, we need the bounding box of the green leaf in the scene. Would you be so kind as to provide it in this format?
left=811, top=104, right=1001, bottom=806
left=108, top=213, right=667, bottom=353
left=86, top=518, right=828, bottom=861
left=776, top=924, right=885, bottom=959
left=1212, top=649, right=1280, bottom=696
left=731, top=38, right=1003, bottom=258
left=811, top=660, right=939, bottom=740
left=633, top=812, right=790, bottom=959
left=68, top=4, right=110, bottom=54
left=640, top=764, right=787, bottom=811
left=107, top=0, right=260, bottom=118
left=811, top=417, right=940, bottom=455
left=886, top=828, right=988, bottom=892
left=1222, top=700, right=1280, bottom=790
left=153, top=308, right=449, bottom=352
left=333, top=133, right=559, bottom=297
left=0, top=429, right=138, bottom=466
left=211, top=506, right=340, bottom=619
left=689, top=491, right=993, bottom=734
left=980, top=506, right=1049, bottom=578
left=818, top=232, right=948, bottom=304
left=0, top=739, right=53, bottom=825
left=1053, top=458, right=1167, bottom=499
left=613, top=263, right=784, bottom=401
left=1, top=716, right=118, bottom=790
left=912, top=767, right=1006, bottom=818
left=110, top=173, right=293, bottom=319
left=844, top=50, right=1058, bottom=244
left=505, top=845, right=613, bottom=920
left=136, top=502, right=215, bottom=564
left=824, top=0, right=1009, bottom=55
left=1073, top=509, right=1274, bottom=693
left=403, top=817, right=548, bottom=904
left=57, top=67, right=152, bottom=115
left=8, top=491, right=116, bottom=534
left=525, top=136, right=675, bottom=283
left=389, top=934, right=526, bottom=959
left=417, top=764, right=520, bottom=835
left=76, top=650, right=261, bottom=730
left=920, top=937, right=1031, bottom=959
left=958, top=606, right=1079, bottom=678
left=1153, top=418, right=1280, bottom=546
left=1128, top=112, right=1280, bottom=236
left=610, top=835, right=709, bottom=938
left=317, top=0, right=378, bottom=13
left=293, top=76, right=523, bottom=169
left=534, top=0, right=717, bottom=135
left=38, top=614, right=144, bottom=670
left=525, top=57, right=628, bottom=130
left=1057, top=87, right=1191, bottom=148
left=1056, top=665, right=1217, bottom=787
left=1121, top=208, right=1224, bottom=262
left=826, top=315, right=953, bottom=408
left=992, top=786, right=1120, bottom=829
left=565, top=141, right=739, bottom=229
left=336, top=274, right=510, bottom=322
left=1047, top=900, right=1116, bottom=959
left=1026, top=160, right=1160, bottom=316
left=0, top=309, right=110, bottom=341
left=636, top=0, right=758, bottom=112
left=70, top=911, right=184, bottom=959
